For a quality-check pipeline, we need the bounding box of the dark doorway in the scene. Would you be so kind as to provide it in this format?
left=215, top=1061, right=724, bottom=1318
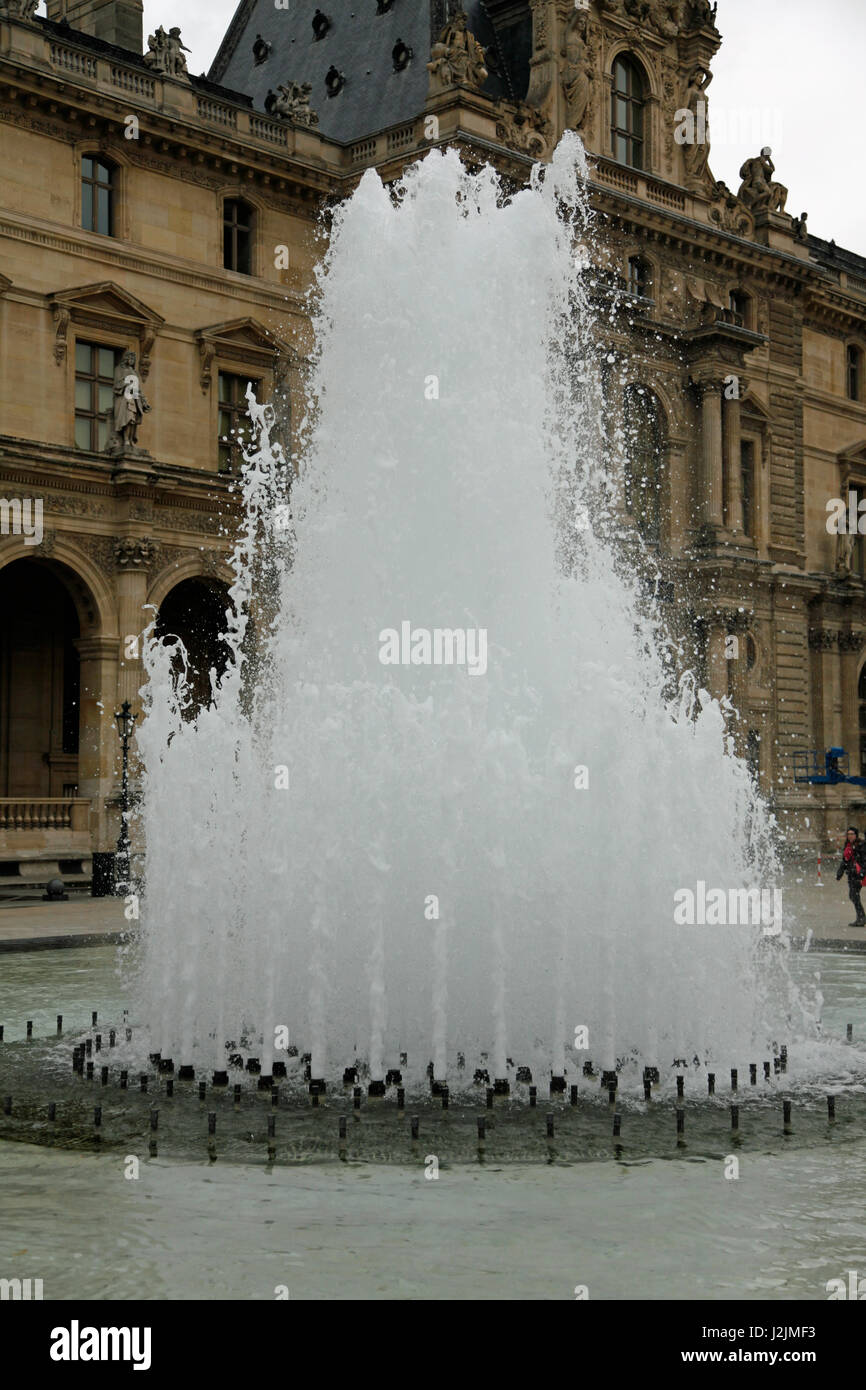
left=154, top=578, right=233, bottom=717
left=0, top=561, right=80, bottom=796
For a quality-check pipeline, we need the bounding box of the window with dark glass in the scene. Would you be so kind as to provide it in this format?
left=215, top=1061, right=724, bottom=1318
left=611, top=56, right=645, bottom=170
left=848, top=344, right=862, bottom=402
left=623, top=385, right=664, bottom=546
left=730, top=289, right=750, bottom=328
left=74, top=341, right=119, bottom=451
left=218, top=372, right=260, bottom=473
left=628, top=256, right=652, bottom=299
left=740, top=439, right=755, bottom=536
left=81, top=156, right=115, bottom=236
left=223, top=199, right=252, bottom=274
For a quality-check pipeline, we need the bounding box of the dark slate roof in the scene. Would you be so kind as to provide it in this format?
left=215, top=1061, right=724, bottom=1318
left=209, top=0, right=531, bottom=144
left=807, top=233, right=866, bottom=278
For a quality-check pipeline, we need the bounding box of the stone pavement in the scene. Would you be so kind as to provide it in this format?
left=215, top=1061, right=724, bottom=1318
left=0, top=874, right=864, bottom=953
left=0, top=897, right=130, bottom=952
left=784, top=867, right=866, bottom=950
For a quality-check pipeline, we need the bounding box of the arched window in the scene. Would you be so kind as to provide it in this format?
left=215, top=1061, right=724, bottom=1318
left=81, top=155, right=116, bottom=236
left=847, top=344, right=863, bottom=402
left=611, top=55, right=645, bottom=170
left=223, top=198, right=253, bottom=274
left=628, top=255, right=652, bottom=299
left=623, top=385, right=665, bottom=547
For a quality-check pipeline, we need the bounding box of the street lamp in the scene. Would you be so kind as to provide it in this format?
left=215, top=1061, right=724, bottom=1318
left=113, top=699, right=138, bottom=897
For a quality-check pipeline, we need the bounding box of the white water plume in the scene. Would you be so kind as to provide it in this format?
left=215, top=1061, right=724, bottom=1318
left=136, top=135, right=796, bottom=1088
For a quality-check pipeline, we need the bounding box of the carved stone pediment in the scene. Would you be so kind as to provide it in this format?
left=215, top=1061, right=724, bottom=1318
left=494, top=99, right=551, bottom=158
left=195, top=318, right=293, bottom=394
left=48, top=282, right=164, bottom=377
left=707, top=181, right=754, bottom=238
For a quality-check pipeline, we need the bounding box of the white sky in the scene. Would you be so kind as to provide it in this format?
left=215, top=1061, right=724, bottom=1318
left=43, top=0, right=866, bottom=256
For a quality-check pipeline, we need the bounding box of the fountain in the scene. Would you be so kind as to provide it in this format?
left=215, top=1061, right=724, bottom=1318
left=132, top=133, right=794, bottom=1097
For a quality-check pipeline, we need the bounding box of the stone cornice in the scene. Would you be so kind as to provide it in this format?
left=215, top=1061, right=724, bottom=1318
left=0, top=211, right=306, bottom=318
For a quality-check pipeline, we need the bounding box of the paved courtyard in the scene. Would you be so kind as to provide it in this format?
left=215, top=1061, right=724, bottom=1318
left=0, top=868, right=863, bottom=951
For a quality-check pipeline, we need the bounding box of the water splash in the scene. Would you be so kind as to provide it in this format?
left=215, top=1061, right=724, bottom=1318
left=136, top=136, right=795, bottom=1088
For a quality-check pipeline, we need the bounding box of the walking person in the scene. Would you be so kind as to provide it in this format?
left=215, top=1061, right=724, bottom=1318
left=835, top=826, right=866, bottom=927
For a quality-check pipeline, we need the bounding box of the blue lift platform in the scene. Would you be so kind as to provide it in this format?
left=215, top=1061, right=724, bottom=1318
left=793, top=747, right=866, bottom=787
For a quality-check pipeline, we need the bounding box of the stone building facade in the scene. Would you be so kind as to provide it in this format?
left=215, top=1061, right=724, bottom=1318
left=1, top=0, right=864, bottom=887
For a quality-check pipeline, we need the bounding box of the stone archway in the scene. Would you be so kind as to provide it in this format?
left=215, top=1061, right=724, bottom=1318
left=153, top=575, right=235, bottom=717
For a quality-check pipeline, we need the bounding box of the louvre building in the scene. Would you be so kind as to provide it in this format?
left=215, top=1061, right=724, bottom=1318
left=1, top=0, right=865, bottom=888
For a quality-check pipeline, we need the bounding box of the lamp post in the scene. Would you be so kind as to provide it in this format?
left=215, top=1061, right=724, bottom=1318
left=113, top=700, right=138, bottom=897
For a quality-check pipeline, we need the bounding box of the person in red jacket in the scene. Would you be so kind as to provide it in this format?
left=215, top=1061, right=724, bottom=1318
left=835, top=827, right=866, bottom=926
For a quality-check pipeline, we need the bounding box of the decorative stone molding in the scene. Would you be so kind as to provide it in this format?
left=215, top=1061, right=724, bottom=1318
left=52, top=303, right=70, bottom=366
left=838, top=631, right=864, bottom=654
left=708, top=181, right=754, bottom=238
left=47, top=283, right=164, bottom=381
left=494, top=100, right=551, bottom=158
left=114, top=537, right=160, bottom=571
left=31, top=529, right=56, bottom=557
left=0, top=0, right=39, bottom=20
left=808, top=629, right=839, bottom=652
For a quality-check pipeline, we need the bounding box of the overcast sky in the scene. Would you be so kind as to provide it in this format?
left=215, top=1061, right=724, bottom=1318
left=56, top=0, right=866, bottom=255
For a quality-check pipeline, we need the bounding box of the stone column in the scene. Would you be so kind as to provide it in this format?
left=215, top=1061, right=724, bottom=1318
left=724, top=391, right=744, bottom=533
left=726, top=614, right=750, bottom=756
left=809, top=629, right=841, bottom=751
left=74, top=636, right=120, bottom=853
left=705, top=624, right=729, bottom=704
left=114, top=538, right=158, bottom=712
left=700, top=382, right=725, bottom=528
left=839, top=631, right=863, bottom=776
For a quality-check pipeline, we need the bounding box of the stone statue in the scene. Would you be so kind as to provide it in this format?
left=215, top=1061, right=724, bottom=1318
left=837, top=529, right=857, bottom=576
left=737, top=147, right=788, bottom=214
left=685, top=0, right=717, bottom=26
left=427, top=10, right=488, bottom=93
left=0, top=0, right=39, bottom=19
left=271, top=80, right=319, bottom=127
left=793, top=210, right=809, bottom=243
left=681, top=66, right=712, bottom=185
left=562, top=10, right=592, bottom=129
left=111, top=350, right=150, bottom=451
left=650, top=0, right=681, bottom=37
left=144, top=24, right=190, bottom=79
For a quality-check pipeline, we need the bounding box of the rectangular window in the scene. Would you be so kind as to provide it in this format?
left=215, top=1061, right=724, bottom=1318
left=740, top=439, right=755, bottom=537
left=81, top=156, right=114, bottom=236
left=848, top=346, right=862, bottom=402
left=218, top=372, right=260, bottom=474
left=223, top=200, right=252, bottom=275
left=74, top=341, right=119, bottom=451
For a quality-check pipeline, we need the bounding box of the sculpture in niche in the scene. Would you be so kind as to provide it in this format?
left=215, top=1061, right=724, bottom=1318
left=562, top=10, right=593, bottom=130
left=110, top=350, right=151, bottom=453
left=737, top=148, right=788, bottom=214
left=836, top=529, right=857, bottom=576
left=427, top=10, right=488, bottom=93
left=144, top=25, right=190, bottom=79
left=680, top=67, right=712, bottom=186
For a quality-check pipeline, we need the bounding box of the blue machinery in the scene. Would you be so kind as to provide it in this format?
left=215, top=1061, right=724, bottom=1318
left=793, top=747, right=866, bottom=788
